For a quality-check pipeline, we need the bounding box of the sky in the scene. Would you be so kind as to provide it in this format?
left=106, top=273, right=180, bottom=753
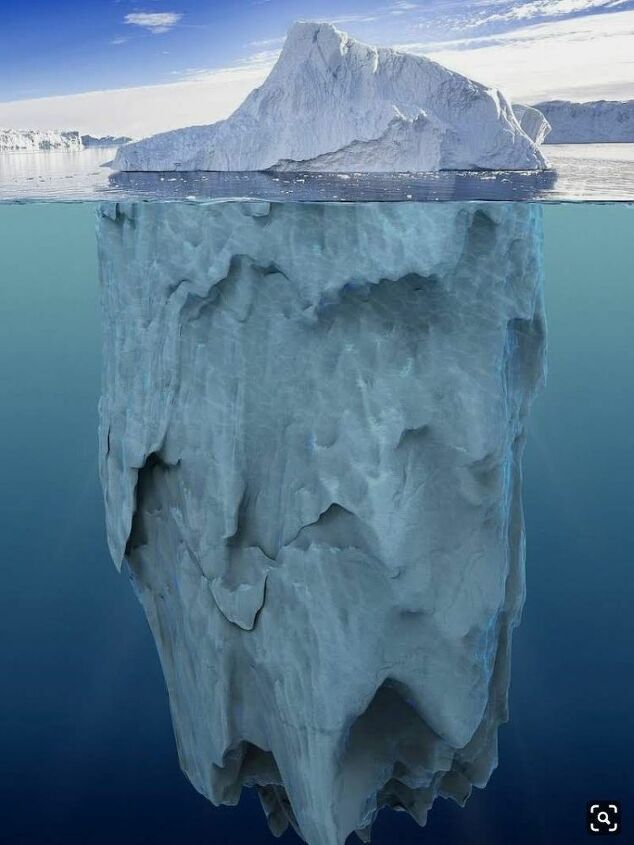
left=0, top=0, right=633, bottom=136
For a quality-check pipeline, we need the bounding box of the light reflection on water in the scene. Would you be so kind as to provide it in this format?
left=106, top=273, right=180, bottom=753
left=1, top=144, right=634, bottom=203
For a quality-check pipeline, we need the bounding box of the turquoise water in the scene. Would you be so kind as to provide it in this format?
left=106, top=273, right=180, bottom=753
left=1, top=202, right=633, bottom=844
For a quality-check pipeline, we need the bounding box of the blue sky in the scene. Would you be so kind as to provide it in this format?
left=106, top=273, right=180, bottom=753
left=1, top=0, right=632, bottom=102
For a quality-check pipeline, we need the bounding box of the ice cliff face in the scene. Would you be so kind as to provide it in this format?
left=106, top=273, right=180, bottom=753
left=114, top=21, right=548, bottom=173
left=0, top=129, right=83, bottom=151
left=512, top=104, right=551, bottom=146
left=98, top=199, right=545, bottom=845
left=537, top=100, right=634, bottom=143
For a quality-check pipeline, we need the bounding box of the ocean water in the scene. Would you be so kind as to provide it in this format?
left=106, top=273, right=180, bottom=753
left=2, top=144, right=634, bottom=202
left=1, top=198, right=633, bottom=845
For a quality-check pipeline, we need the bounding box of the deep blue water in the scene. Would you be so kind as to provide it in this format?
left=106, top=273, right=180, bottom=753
left=0, top=202, right=632, bottom=844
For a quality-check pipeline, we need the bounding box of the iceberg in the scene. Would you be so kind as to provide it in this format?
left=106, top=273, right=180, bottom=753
left=0, top=128, right=83, bottom=152
left=536, top=100, right=634, bottom=143
left=114, top=21, right=548, bottom=173
left=0, top=129, right=132, bottom=152
left=98, top=199, right=545, bottom=844
left=81, top=134, right=132, bottom=148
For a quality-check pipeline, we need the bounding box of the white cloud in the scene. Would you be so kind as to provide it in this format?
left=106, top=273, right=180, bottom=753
left=1, top=9, right=632, bottom=138
left=174, top=49, right=280, bottom=83
left=330, top=2, right=419, bottom=25
left=248, top=36, right=285, bottom=49
left=331, top=13, right=382, bottom=24
left=420, top=9, right=634, bottom=103
left=0, top=63, right=269, bottom=138
left=460, top=0, right=629, bottom=29
left=391, top=1, right=419, bottom=11
left=124, top=12, right=182, bottom=34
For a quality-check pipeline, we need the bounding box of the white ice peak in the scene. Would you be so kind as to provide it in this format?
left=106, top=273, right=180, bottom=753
left=114, top=21, right=548, bottom=173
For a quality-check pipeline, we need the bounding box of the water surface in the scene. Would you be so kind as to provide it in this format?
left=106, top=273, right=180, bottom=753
left=1, top=145, right=634, bottom=203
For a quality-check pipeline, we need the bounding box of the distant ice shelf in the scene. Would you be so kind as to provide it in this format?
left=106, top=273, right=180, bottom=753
left=114, top=20, right=548, bottom=173
left=98, top=198, right=546, bottom=845
left=0, top=129, right=132, bottom=152
left=537, top=100, right=634, bottom=143
left=0, top=129, right=83, bottom=152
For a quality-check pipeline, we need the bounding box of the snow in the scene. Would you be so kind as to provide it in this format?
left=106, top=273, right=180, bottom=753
left=114, top=21, right=548, bottom=173
left=0, top=128, right=83, bottom=152
left=537, top=100, right=634, bottom=143
left=98, top=198, right=546, bottom=844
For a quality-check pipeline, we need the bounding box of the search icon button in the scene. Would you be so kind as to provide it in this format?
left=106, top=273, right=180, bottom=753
left=587, top=801, right=620, bottom=835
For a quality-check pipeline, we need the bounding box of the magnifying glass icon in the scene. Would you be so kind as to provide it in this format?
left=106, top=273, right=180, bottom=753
left=597, top=811, right=611, bottom=825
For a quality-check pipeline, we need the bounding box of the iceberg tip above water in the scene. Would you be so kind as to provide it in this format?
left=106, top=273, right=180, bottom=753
left=113, top=20, right=549, bottom=174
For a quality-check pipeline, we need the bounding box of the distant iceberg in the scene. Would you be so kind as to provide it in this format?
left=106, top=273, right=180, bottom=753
left=81, top=134, right=132, bottom=148
left=0, top=129, right=132, bottom=152
left=114, top=21, right=548, bottom=173
left=537, top=100, right=634, bottom=143
left=0, top=129, right=83, bottom=152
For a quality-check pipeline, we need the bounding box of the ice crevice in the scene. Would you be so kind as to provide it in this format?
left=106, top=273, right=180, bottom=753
left=126, top=448, right=383, bottom=632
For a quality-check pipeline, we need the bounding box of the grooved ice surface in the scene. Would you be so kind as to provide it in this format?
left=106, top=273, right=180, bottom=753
left=98, top=200, right=545, bottom=845
left=0, top=129, right=83, bottom=151
left=114, top=21, right=547, bottom=173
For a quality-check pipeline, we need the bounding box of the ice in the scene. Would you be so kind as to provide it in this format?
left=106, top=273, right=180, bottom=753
left=512, top=104, right=551, bottom=145
left=0, top=128, right=83, bottom=151
left=0, top=130, right=131, bottom=152
left=538, top=100, right=634, bottom=143
left=81, top=134, right=132, bottom=147
left=97, top=199, right=545, bottom=844
left=114, top=21, right=547, bottom=173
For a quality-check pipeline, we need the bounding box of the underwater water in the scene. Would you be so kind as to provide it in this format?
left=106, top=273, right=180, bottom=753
left=1, top=197, right=633, bottom=845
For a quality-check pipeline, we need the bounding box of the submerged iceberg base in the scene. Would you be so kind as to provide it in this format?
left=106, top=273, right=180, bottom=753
left=98, top=200, right=545, bottom=845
